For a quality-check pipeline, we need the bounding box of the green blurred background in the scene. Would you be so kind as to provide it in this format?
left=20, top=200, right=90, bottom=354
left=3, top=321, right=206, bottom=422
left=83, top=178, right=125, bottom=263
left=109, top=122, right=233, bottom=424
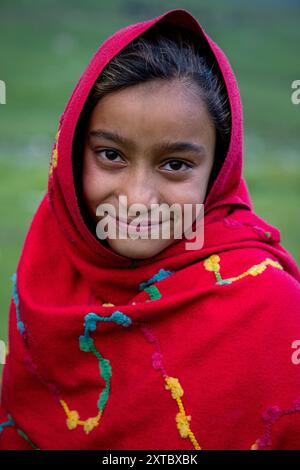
left=0, top=0, right=299, bottom=346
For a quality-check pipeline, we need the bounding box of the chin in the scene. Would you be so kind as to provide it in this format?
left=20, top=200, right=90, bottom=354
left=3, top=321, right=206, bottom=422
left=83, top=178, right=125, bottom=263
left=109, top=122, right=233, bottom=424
left=106, top=237, right=175, bottom=259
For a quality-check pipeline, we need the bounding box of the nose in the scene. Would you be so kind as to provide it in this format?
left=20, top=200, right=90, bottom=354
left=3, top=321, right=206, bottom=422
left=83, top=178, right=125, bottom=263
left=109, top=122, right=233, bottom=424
left=116, top=167, right=159, bottom=217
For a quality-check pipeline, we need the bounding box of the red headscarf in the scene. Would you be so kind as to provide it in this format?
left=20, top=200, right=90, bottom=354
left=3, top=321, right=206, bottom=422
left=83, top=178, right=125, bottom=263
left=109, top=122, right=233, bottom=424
left=1, top=8, right=300, bottom=450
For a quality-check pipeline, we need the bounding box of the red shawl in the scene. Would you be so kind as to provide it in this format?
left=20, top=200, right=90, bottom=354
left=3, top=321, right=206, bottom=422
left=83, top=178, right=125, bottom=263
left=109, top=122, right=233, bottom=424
left=1, top=8, right=300, bottom=450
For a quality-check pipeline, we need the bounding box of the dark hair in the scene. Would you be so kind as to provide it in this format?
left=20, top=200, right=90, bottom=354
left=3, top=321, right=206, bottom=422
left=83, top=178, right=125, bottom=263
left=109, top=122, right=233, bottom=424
left=73, top=22, right=231, bottom=219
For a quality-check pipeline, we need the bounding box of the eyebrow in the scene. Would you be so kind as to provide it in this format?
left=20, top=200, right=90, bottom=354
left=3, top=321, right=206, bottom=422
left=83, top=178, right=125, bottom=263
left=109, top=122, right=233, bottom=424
left=89, top=129, right=206, bottom=156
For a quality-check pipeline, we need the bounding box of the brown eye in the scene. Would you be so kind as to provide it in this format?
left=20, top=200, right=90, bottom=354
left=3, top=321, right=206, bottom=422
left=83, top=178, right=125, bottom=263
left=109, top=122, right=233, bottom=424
left=95, top=149, right=123, bottom=162
left=163, top=159, right=193, bottom=171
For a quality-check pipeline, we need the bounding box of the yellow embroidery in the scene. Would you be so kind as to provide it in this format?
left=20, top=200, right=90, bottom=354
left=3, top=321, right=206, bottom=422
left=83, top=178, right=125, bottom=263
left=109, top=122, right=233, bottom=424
left=251, top=440, right=259, bottom=450
left=60, top=399, right=101, bottom=434
left=203, top=254, right=220, bottom=272
left=165, top=376, right=201, bottom=450
left=49, top=129, right=60, bottom=176
left=204, top=254, right=283, bottom=285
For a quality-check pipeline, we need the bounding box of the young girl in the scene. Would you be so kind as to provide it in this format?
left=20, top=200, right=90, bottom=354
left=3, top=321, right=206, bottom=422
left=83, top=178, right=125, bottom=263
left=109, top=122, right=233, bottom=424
left=1, top=8, right=300, bottom=450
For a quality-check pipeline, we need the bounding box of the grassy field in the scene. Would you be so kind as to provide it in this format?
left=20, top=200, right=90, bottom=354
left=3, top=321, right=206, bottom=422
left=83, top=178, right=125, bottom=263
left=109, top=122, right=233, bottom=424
left=0, top=0, right=299, bottom=345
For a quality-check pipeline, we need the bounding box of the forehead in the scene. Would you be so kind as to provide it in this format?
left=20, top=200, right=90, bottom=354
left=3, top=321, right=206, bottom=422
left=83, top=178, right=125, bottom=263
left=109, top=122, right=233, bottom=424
left=87, top=79, right=214, bottom=143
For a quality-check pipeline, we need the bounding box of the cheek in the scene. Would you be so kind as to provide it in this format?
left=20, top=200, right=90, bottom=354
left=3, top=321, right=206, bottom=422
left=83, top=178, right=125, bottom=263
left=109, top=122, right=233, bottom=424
left=168, top=170, right=212, bottom=208
left=82, top=155, right=111, bottom=209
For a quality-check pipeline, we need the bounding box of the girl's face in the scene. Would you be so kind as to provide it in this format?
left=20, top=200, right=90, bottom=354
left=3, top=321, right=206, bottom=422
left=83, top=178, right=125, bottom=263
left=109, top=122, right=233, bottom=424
left=82, top=79, right=216, bottom=259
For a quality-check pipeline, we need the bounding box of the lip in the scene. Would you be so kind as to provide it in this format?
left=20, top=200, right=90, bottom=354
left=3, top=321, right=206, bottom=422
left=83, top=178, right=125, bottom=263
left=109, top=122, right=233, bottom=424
left=111, top=215, right=166, bottom=230
left=117, top=218, right=162, bottom=229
